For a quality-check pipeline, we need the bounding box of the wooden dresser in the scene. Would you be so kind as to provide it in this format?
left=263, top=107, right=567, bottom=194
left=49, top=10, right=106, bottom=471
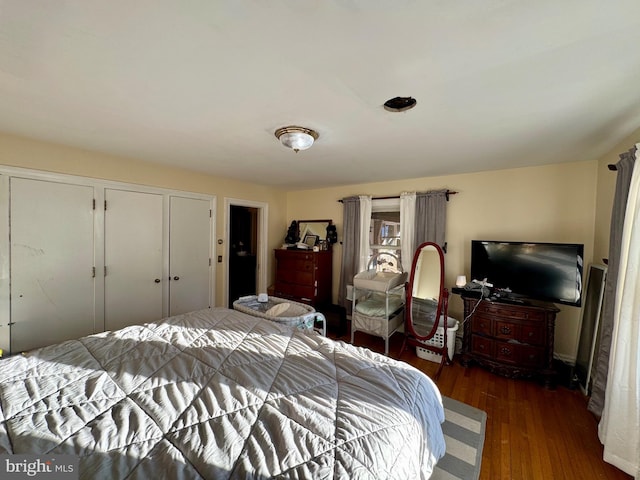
left=273, top=249, right=332, bottom=307
left=460, top=295, right=560, bottom=387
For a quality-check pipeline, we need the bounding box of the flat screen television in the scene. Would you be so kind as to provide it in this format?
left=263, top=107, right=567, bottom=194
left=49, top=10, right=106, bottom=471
left=470, top=240, right=584, bottom=306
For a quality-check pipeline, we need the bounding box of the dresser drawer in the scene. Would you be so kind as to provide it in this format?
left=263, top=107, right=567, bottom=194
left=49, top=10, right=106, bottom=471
left=276, top=258, right=314, bottom=272
left=471, top=314, right=492, bottom=336
left=494, top=340, right=518, bottom=365
left=494, top=340, right=545, bottom=367
left=471, top=335, right=493, bottom=358
left=478, top=303, right=545, bottom=321
left=494, top=320, right=544, bottom=346
left=518, top=344, right=545, bottom=367
left=275, top=250, right=314, bottom=262
left=520, top=324, right=545, bottom=345
left=494, top=320, right=517, bottom=339
left=273, top=282, right=315, bottom=303
left=276, top=268, right=313, bottom=286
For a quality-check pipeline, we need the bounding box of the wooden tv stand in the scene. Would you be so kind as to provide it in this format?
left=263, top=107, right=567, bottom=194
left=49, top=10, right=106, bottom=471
left=458, top=293, right=560, bottom=388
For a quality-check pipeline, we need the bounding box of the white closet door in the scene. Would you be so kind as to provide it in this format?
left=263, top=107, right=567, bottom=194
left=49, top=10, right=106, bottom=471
left=169, top=196, right=211, bottom=315
left=10, top=178, right=95, bottom=353
left=104, top=189, right=163, bottom=331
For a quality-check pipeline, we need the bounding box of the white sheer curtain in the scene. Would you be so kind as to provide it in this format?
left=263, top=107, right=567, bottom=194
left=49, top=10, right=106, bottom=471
left=599, top=145, right=640, bottom=478
left=400, top=192, right=416, bottom=273
left=358, top=195, right=372, bottom=272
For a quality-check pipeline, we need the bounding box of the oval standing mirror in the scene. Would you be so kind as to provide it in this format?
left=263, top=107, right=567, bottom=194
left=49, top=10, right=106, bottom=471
left=402, top=241, right=451, bottom=378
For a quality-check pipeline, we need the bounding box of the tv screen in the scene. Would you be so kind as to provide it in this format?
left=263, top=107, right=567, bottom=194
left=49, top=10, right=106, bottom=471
left=470, top=240, right=584, bottom=306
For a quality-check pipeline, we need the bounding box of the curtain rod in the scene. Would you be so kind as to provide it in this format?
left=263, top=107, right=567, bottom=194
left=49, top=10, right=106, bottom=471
left=338, top=190, right=458, bottom=203
left=608, top=164, right=617, bottom=171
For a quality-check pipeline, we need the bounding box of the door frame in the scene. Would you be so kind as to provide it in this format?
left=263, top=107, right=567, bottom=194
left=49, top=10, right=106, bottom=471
left=224, top=197, right=268, bottom=308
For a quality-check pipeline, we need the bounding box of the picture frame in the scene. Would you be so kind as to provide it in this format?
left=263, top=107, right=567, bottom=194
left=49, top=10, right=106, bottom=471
left=303, top=234, right=319, bottom=247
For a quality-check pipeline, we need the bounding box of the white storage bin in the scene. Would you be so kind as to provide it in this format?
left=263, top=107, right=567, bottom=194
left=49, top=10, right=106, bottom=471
left=416, top=317, right=459, bottom=363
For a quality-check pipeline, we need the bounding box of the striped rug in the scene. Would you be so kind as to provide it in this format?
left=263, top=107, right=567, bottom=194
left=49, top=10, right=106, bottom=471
left=432, top=396, right=487, bottom=480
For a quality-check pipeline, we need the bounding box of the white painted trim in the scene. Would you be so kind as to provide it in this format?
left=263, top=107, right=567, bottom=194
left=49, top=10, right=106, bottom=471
left=210, top=197, right=217, bottom=308
left=0, top=175, right=10, bottom=355
left=223, top=197, right=268, bottom=308
left=553, top=352, right=575, bottom=365
left=0, top=164, right=212, bottom=199
left=93, top=186, right=105, bottom=334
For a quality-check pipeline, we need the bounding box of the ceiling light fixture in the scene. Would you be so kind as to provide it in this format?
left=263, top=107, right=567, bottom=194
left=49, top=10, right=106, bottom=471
left=274, top=126, right=319, bottom=152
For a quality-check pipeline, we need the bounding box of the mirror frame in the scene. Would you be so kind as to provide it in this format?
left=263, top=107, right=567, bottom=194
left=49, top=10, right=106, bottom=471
left=405, top=241, right=446, bottom=341
left=297, top=219, right=332, bottom=246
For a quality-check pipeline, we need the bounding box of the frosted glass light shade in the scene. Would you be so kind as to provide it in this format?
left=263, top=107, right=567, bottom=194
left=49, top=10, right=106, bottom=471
left=275, top=126, right=319, bottom=152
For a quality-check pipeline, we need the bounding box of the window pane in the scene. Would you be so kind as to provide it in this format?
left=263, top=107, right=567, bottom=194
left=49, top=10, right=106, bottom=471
left=370, top=211, right=400, bottom=247
left=369, top=210, right=402, bottom=272
left=369, top=248, right=402, bottom=273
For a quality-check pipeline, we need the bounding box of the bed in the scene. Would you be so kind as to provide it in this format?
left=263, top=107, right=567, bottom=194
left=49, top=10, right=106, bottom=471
left=0, top=308, right=445, bottom=479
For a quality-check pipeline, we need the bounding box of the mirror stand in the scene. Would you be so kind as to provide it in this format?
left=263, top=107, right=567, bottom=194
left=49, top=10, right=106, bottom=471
left=400, top=242, right=452, bottom=380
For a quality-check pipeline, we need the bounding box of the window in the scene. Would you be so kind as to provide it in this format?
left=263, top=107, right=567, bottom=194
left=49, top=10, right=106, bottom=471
left=369, top=199, right=402, bottom=273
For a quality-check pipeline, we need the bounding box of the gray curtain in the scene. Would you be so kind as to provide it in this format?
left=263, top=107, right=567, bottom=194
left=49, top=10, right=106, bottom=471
left=414, top=190, right=448, bottom=248
left=588, top=147, right=636, bottom=417
left=338, top=197, right=361, bottom=311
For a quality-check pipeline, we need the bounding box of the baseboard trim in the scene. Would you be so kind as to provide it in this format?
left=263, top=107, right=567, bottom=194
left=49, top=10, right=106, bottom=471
left=553, top=353, right=575, bottom=365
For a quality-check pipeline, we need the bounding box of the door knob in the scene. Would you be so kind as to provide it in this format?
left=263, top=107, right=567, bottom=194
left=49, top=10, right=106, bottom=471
left=173, top=276, right=180, bottom=281
left=154, top=278, right=161, bottom=283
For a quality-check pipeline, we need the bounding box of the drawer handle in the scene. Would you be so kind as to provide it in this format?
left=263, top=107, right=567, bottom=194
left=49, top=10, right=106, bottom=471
left=500, top=347, right=511, bottom=355
left=529, top=354, right=536, bottom=360
left=500, top=326, right=512, bottom=335
left=528, top=331, right=534, bottom=337
left=478, top=344, right=485, bottom=350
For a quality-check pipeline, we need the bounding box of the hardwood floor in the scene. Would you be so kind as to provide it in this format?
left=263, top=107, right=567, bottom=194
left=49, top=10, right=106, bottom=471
left=330, top=327, right=632, bottom=480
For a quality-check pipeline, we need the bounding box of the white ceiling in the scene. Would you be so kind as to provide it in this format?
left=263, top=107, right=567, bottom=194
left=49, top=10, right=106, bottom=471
left=1, top=1, right=640, bottom=189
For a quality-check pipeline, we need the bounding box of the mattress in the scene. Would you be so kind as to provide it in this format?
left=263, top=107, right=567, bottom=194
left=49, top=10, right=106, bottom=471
left=0, top=308, right=445, bottom=479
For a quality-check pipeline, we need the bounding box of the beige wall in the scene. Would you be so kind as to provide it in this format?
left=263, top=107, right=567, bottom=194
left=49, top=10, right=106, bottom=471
left=286, top=161, right=600, bottom=362
left=3, top=127, right=638, bottom=362
left=594, top=127, right=640, bottom=263
left=0, top=132, right=288, bottom=305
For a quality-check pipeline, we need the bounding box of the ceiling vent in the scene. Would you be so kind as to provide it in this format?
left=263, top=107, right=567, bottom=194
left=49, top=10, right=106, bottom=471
left=383, top=96, right=417, bottom=112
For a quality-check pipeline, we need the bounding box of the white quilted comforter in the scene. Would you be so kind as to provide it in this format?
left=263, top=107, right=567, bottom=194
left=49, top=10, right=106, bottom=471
left=0, top=308, right=445, bottom=479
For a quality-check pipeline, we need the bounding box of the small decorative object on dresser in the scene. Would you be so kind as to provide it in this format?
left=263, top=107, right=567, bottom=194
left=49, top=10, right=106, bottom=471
left=458, top=293, right=560, bottom=388
left=273, top=248, right=332, bottom=307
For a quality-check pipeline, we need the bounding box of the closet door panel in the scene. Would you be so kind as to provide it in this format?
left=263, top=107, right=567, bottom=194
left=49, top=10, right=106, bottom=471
left=104, top=189, right=163, bottom=331
left=10, top=178, right=95, bottom=353
left=169, top=196, right=211, bottom=315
